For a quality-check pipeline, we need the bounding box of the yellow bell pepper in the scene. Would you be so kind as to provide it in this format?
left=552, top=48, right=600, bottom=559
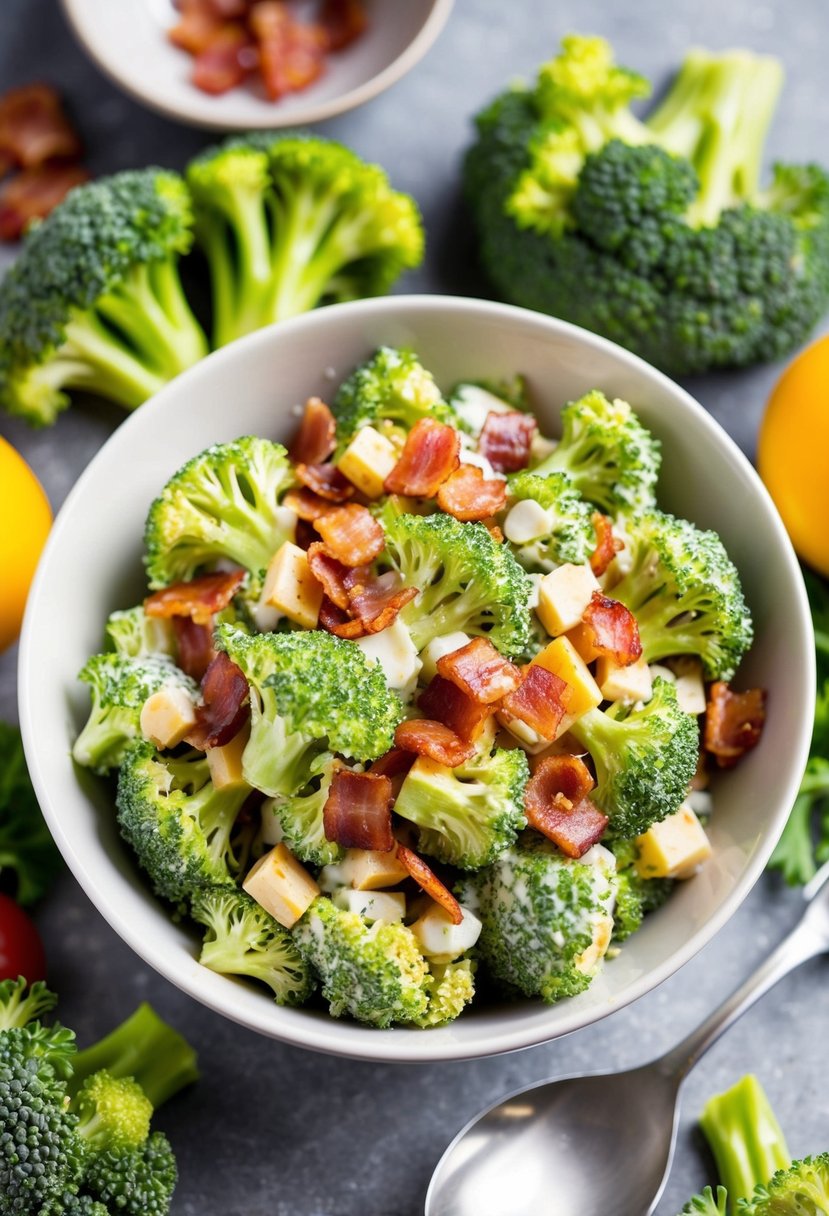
left=0, top=436, right=52, bottom=651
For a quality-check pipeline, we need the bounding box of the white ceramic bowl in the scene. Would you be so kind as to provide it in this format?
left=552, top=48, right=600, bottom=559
left=19, top=296, right=813, bottom=1062
left=60, top=0, right=454, bottom=131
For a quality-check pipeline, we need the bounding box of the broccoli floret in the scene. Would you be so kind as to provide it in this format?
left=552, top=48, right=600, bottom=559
left=116, top=741, right=253, bottom=906
left=0, top=723, right=63, bottom=906
left=272, top=753, right=344, bottom=867
left=741, top=1156, right=829, bottom=1215
left=380, top=506, right=532, bottom=657
left=414, top=960, right=476, bottom=1028
left=610, top=511, right=753, bottom=680
left=568, top=677, right=699, bottom=837
left=0, top=977, right=58, bottom=1030
left=331, top=346, right=458, bottom=452
left=505, top=470, right=596, bottom=569
left=293, top=896, right=429, bottom=1027
left=72, top=654, right=197, bottom=774
left=609, top=838, right=674, bottom=941
left=187, top=135, right=423, bottom=349
left=83, top=1131, right=177, bottom=1216
left=190, top=886, right=315, bottom=1006
left=105, top=607, right=176, bottom=660
left=460, top=836, right=617, bottom=1003
left=73, top=1071, right=152, bottom=1153
left=531, top=390, right=660, bottom=514
left=144, top=436, right=294, bottom=591
left=0, top=170, right=207, bottom=426
left=465, top=35, right=829, bottom=376
left=679, top=1190, right=728, bottom=1215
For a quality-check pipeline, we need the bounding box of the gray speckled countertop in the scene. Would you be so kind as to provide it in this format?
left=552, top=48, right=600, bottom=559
left=1, top=2, right=827, bottom=1213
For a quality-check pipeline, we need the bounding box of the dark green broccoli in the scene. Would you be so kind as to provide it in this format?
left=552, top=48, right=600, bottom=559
left=271, top=753, right=344, bottom=867
left=610, top=511, right=753, bottom=681
left=187, top=135, right=424, bottom=349
left=531, top=389, right=660, bottom=514
left=0, top=721, right=62, bottom=906
left=0, top=170, right=207, bottom=426
left=609, top=838, right=674, bottom=941
left=465, top=35, right=829, bottom=376
left=190, top=886, right=315, bottom=1006
left=505, top=470, right=596, bottom=569
left=331, top=346, right=458, bottom=452
left=380, top=505, right=532, bottom=657
left=105, top=606, right=176, bottom=660
left=143, top=436, right=295, bottom=591
left=83, top=1131, right=178, bottom=1216
left=568, top=677, right=699, bottom=837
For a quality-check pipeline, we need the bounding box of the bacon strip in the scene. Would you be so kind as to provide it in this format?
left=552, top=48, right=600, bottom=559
left=418, top=675, right=493, bottom=744
left=318, top=596, right=366, bottom=639
left=369, top=748, right=415, bottom=780
left=0, top=162, right=89, bottom=241
left=169, top=0, right=224, bottom=53
left=589, top=512, right=624, bottom=577
left=571, top=592, right=642, bottom=667
left=396, top=843, right=463, bottom=924
left=288, top=396, right=336, bottom=466
left=192, top=23, right=256, bottom=95
left=306, top=542, right=368, bottom=611
left=394, top=719, right=475, bottom=767
left=284, top=487, right=335, bottom=521
left=295, top=461, right=354, bottom=503
left=0, top=85, right=82, bottom=167
left=384, top=419, right=460, bottom=498
left=314, top=503, right=385, bottom=565
left=524, top=755, right=609, bottom=858
left=172, top=616, right=216, bottom=681
left=186, top=652, right=250, bottom=750
left=478, top=411, right=536, bottom=473
left=250, top=1, right=327, bottom=100
left=348, top=573, right=417, bottom=633
left=323, top=770, right=394, bottom=852
left=320, top=0, right=368, bottom=49
left=144, top=569, right=245, bottom=626
left=436, top=464, right=508, bottom=522
left=436, top=636, right=521, bottom=705
left=704, top=682, right=767, bottom=769
left=501, top=664, right=568, bottom=740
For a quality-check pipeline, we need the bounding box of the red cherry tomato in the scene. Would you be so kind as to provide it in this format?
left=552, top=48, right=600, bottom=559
left=0, top=893, right=46, bottom=983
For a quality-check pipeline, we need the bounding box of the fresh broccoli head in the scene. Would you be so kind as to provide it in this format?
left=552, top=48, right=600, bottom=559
left=105, top=606, right=176, bottom=660
left=187, top=134, right=424, bottom=348
left=293, top=895, right=429, bottom=1027
left=191, top=886, right=315, bottom=1006
left=569, top=677, right=699, bottom=837
left=505, top=470, right=596, bottom=569
left=331, top=346, right=458, bottom=452
left=531, top=390, right=660, bottom=514
left=144, top=436, right=294, bottom=591
left=271, top=753, right=345, bottom=868
left=414, top=960, right=476, bottom=1028
left=465, top=34, right=829, bottom=376
left=380, top=506, right=532, bottom=657
left=83, top=1131, right=178, bottom=1216
left=740, top=1157, right=829, bottom=1214
left=72, top=1071, right=152, bottom=1153
left=0, top=169, right=208, bottom=427
left=460, top=836, right=617, bottom=1003
left=72, top=654, right=197, bottom=774
left=610, top=511, right=753, bottom=680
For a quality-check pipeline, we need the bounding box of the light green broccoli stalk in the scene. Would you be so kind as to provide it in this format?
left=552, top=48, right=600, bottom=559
left=272, top=753, right=345, bottom=867
left=505, top=470, right=596, bottom=569
left=105, top=606, right=176, bottom=660
left=414, top=960, right=476, bottom=1028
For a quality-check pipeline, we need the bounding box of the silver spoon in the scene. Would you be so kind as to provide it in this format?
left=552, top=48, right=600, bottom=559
left=426, top=872, right=829, bottom=1216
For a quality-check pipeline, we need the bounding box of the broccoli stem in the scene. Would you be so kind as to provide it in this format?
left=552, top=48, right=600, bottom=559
left=699, top=1075, right=791, bottom=1210
left=201, top=190, right=273, bottom=348
left=266, top=187, right=344, bottom=322
left=67, top=1003, right=199, bottom=1109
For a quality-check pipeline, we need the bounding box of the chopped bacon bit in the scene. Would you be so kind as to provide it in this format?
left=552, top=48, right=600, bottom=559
left=144, top=569, right=245, bottom=626
left=573, top=592, right=643, bottom=667
left=0, top=85, right=82, bottom=167
left=0, top=162, right=89, bottom=241
left=323, top=770, right=394, bottom=852
left=501, top=664, right=568, bottom=740
left=284, top=487, right=335, bottom=521
left=288, top=396, right=336, bottom=466
left=314, top=503, right=385, bottom=565
left=384, top=419, right=460, bottom=498
left=250, top=1, right=327, bottom=100
left=172, top=616, right=216, bottom=681
left=524, top=755, right=609, bottom=858
left=348, top=572, right=417, bottom=634
left=192, top=23, right=256, bottom=95
left=294, top=518, right=317, bottom=551
left=169, top=0, right=224, bottom=52
left=319, top=0, right=368, bottom=49
left=209, top=0, right=250, bottom=16
left=307, top=542, right=366, bottom=610
left=295, top=461, right=354, bottom=503
left=436, top=636, right=522, bottom=705
left=396, top=843, right=463, bottom=924
left=318, top=595, right=367, bottom=639
left=589, top=512, right=624, bottom=577
left=478, top=411, right=536, bottom=474
left=704, top=682, right=767, bottom=769
left=394, top=719, right=475, bottom=767
left=436, top=464, right=508, bottom=522
left=418, top=675, right=493, bottom=744
left=186, top=652, right=250, bottom=750
left=369, top=748, right=415, bottom=780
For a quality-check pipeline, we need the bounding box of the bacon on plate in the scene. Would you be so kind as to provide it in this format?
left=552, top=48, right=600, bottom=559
left=144, top=569, right=245, bottom=626
left=704, top=682, right=767, bottom=768
left=320, top=0, right=368, bottom=49
left=192, top=23, right=256, bottom=95
left=251, top=1, right=327, bottom=99
left=314, top=503, right=385, bottom=565
left=478, top=410, right=536, bottom=474
left=0, top=162, right=89, bottom=241
left=436, top=464, right=508, bottom=522
left=323, top=770, right=394, bottom=851
left=169, top=0, right=225, bottom=53
left=501, top=664, right=568, bottom=740
left=288, top=396, right=336, bottom=466
left=394, top=719, right=475, bottom=767
left=436, top=636, right=521, bottom=705
left=524, top=755, right=609, bottom=858
left=418, top=674, right=493, bottom=744
left=0, top=84, right=82, bottom=167
left=186, top=651, right=250, bottom=750
left=395, top=843, right=463, bottom=924
left=172, top=615, right=216, bottom=681
left=384, top=419, right=460, bottom=498
left=589, top=512, right=624, bottom=578
left=571, top=592, right=642, bottom=667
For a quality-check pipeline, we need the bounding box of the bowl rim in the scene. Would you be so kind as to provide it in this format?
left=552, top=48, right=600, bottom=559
left=59, top=0, right=456, bottom=131
left=18, top=294, right=815, bottom=1062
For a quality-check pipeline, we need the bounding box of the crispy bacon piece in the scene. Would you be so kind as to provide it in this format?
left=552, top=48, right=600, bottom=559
left=169, top=0, right=224, bottom=53
left=172, top=616, right=215, bottom=681
left=320, top=0, right=368, bottom=49
left=384, top=419, right=460, bottom=498
left=294, top=518, right=317, bottom=551
left=250, top=1, right=327, bottom=100
left=394, top=719, right=475, bottom=767
left=209, top=0, right=251, bottom=16
left=348, top=573, right=417, bottom=633
left=369, top=748, right=415, bottom=780
left=436, top=636, right=521, bottom=705
left=318, top=596, right=366, bottom=639
left=396, top=843, right=463, bottom=924
left=589, top=512, right=624, bottom=578
left=323, top=770, right=394, bottom=852
left=418, top=675, right=493, bottom=744
left=478, top=410, right=536, bottom=473
left=314, top=503, right=384, bottom=565
left=295, top=461, right=354, bottom=503
left=436, top=464, right=508, bottom=522
left=306, top=542, right=367, bottom=610
left=284, top=487, right=335, bottom=521
left=501, top=664, right=568, bottom=740
left=0, top=85, right=82, bottom=167
left=0, top=162, right=89, bottom=241
left=288, top=396, right=336, bottom=466
left=186, top=652, right=250, bottom=750
left=144, top=569, right=245, bottom=626
left=571, top=592, right=643, bottom=667
left=524, top=755, right=609, bottom=858
left=192, top=23, right=256, bottom=95
left=704, top=682, right=767, bottom=769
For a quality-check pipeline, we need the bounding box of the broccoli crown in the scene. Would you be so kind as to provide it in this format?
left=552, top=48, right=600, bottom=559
left=0, top=169, right=207, bottom=426
left=272, top=753, right=345, bottom=868
left=116, top=741, right=251, bottom=906
left=73, top=1071, right=152, bottom=1154
left=72, top=654, right=196, bottom=774
left=569, top=677, right=699, bottom=837
left=740, top=1155, right=829, bottom=1215
left=506, top=470, right=596, bottom=568
left=0, top=723, right=63, bottom=908
left=331, top=346, right=458, bottom=452
left=609, top=839, right=674, bottom=942
left=680, top=1189, right=728, bottom=1215
left=532, top=389, right=660, bottom=514
left=191, top=886, right=315, bottom=1006
left=293, top=896, right=430, bottom=1027
left=105, top=607, right=176, bottom=661
left=611, top=510, right=753, bottom=680
left=0, top=977, right=59, bottom=1032
left=460, top=836, right=616, bottom=1003
left=380, top=506, right=532, bottom=657
left=83, top=1131, right=177, bottom=1216
left=414, top=960, right=476, bottom=1029
left=144, top=436, right=294, bottom=591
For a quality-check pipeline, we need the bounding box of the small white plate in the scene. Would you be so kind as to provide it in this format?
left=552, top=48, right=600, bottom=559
left=61, top=0, right=455, bottom=130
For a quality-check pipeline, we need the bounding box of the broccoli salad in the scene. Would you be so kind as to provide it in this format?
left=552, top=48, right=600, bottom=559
left=72, top=346, right=766, bottom=1029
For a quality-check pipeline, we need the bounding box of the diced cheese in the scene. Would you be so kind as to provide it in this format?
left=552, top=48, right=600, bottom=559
left=670, top=658, right=707, bottom=715
left=503, top=498, right=553, bottom=545
left=356, top=618, right=422, bottom=694
left=409, top=903, right=482, bottom=962
left=533, top=636, right=602, bottom=721
left=649, top=664, right=676, bottom=685
left=419, top=632, right=471, bottom=682
left=337, top=425, right=398, bottom=498
left=496, top=709, right=550, bottom=754
left=635, top=804, right=712, bottom=880
left=206, top=724, right=250, bottom=790
left=458, top=447, right=504, bottom=481
left=251, top=601, right=283, bottom=633
left=596, top=654, right=653, bottom=704
left=450, top=384, right=512, bottom=435
left=318, top=848, right=410, bottom=892
left=243, top=843, right=319, bottom=929
left=274, top=505, right=298, bottom=542
left=332, top=888, right=406, bottom=922
left=139, top=686, right=197, bottom=749
left=261, top=542, right=323, bottom=629
left=536, top=563, right=600, bottom=636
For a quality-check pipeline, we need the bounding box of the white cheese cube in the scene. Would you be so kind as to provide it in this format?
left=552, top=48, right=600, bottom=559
left=496, top=710, right=550, bottom=754
left=649, top=664, right=676, bottom=685
left=596, top=655, right=653, bottom=704
left=337, top=425, right=399, bottom=498
left=261, top=542, right=323, bottom=630
left=419, top=632, right=471, bottom=682
left=670, top=658, right=707, bottom=715
left=318, top=848, right=410, bottom=892
left=450, top=384, right=513, bottom=435
left=206, top=725, right=250, bottom=790
left=243, top=844, right=319, bottom=929
left=332, top=889, right=406, bottom=922
left=537, top=563, right=601, bottom=636
left=635, top=804, right=712, bottom=880
left=503, top=498, right=553, bottom=545
left=139, top=686, right=197, bottom=750
left=409, top=903, right=482, bottom=963
left=355, top=618, right=422, bottom=694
